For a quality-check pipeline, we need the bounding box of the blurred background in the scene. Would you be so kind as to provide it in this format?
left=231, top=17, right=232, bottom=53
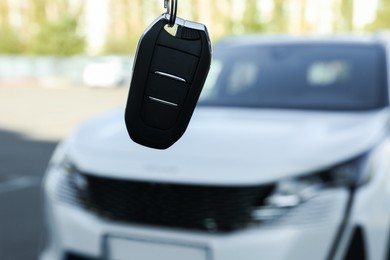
left=0, top=0, right=388, bottom=88
left=0, top=0, right=389, bottom=259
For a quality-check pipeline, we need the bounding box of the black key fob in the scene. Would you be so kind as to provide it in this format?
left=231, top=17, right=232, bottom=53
left=125, top=14, right=212, bottom=149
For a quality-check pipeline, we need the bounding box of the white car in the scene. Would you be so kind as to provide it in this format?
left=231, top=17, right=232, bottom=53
left=82, top=57, right=133, bottom=87
left=41, top=36, right=390, bottom=260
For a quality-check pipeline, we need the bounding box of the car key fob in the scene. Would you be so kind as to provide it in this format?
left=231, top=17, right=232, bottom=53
left=125, top=14, right=212, bottom=149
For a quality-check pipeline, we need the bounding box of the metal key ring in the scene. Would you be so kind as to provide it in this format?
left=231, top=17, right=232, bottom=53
left=165, top=0, right=178, bottom=27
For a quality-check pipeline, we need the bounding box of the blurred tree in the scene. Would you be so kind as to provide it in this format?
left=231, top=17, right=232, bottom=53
left=366, top=0, right=390, bottom=31
left=270, top=0, right=287, bottom=32
left=129, top=0, right=143, bottom=34
left=0, top=0, right=9, bottom=27
left=299, top=0, right=310, bottom=32
left=218, top=0, right=235, bottom=36
left=242, top=0, right=264, bottom=33
left=0, top=26, right=24, bottom=54
left=103, top=0, right=143, bottom=54
left=104, top=37, right=138, bottom=55
left=0, top=1, right=24, bottom=53
left=29, top=15, right=85, bottom=55
left=28, top=0, right=86, bottom=56
left=30, top=0, right=47, bottom=26
left=340, top=0, right=354, bottom=31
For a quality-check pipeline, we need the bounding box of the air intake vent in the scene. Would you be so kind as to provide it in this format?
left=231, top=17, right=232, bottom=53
left=58, top=171, right=274, bottom=232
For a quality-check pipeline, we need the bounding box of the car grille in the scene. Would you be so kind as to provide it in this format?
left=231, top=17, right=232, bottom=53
left=58, top=171, right=274, bottom=232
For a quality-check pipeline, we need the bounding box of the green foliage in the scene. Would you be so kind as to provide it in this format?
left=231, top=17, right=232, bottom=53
left=222, top=16, right=236, bottom=36
left=4, top=0, right=387, bottom=55
left=269, top=0, right=287, bottom=33
left=366, top=0, right=390, bottom=31
left=28, top=15, right=85, bottom=55
left=242, top=0, right=264, bottom=33
left=340, top=0, right=354, bottom=31
left=0, top=1, right=85, bottom=55
left=0, top=26, right=24, bottom=54
left=103, top=36, right=139, bottom=55
left=214, top=0, right=235, bottom=37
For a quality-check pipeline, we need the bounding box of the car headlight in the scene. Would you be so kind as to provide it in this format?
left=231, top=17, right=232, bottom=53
left=253, top=153, right=368, bottom=222
left=44, top=139, right=83, bottom=193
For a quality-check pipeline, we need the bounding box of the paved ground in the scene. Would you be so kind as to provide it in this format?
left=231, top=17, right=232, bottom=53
left=0, top=86, right=128, bottom=259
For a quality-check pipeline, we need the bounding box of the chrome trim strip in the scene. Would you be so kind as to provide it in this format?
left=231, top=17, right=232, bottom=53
left=163, top=14, right=206, bottom=31
left=149, top=96, right=178, bottom=107
left=155, top=71, right=186, bottom=82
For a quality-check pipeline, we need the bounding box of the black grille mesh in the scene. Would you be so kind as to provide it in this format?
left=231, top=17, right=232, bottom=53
left=58, top=172, right=274, bottom=232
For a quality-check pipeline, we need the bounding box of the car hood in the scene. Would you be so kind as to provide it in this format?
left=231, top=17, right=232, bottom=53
left=67, top=107, right=390, bottom=185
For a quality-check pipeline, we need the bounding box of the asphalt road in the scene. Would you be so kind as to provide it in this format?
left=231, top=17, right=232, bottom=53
left=0, top=129, right=55, bottom=259
left=0, top=86, right=128, bottom=260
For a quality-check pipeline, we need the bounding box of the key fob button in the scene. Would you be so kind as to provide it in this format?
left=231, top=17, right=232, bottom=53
left=150, top=46, right=199, bottom=83
left=181, top=27, right=201, bottom=40
left=142, top=96, right=180, bottom=130
left=157, top=27, right=202, bottom=56
left=145, top=73, right=189, bottom=105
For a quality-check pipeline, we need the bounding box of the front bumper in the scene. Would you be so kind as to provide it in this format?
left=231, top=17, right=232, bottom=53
left=41, top=175, right=350, bottom=260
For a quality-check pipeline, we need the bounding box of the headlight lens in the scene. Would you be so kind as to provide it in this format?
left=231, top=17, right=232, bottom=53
left=253, top=154, right=367, bottom=222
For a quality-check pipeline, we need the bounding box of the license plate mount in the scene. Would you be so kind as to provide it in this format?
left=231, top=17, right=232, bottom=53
left=106, top=236, right=209, bottom=260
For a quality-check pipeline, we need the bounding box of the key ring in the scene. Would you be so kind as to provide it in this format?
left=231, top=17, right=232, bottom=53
left=164, top=0, right=178, bottom=27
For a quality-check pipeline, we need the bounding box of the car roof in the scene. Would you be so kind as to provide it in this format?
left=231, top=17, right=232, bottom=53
left=215, top=34, right=390, bottom=50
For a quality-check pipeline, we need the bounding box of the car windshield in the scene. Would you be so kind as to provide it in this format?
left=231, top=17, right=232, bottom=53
left=199, top=43, right=388, bottom=110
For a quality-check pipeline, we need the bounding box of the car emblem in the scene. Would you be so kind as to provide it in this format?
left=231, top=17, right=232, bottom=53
left=204, top=218, right=218, bottom=232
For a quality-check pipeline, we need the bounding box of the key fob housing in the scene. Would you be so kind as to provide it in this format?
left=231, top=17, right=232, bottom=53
left=125, top=15, right=212, bottom=149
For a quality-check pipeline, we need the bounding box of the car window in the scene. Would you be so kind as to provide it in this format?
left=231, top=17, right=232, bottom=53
left=199, top=44, right=388, bottom=110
